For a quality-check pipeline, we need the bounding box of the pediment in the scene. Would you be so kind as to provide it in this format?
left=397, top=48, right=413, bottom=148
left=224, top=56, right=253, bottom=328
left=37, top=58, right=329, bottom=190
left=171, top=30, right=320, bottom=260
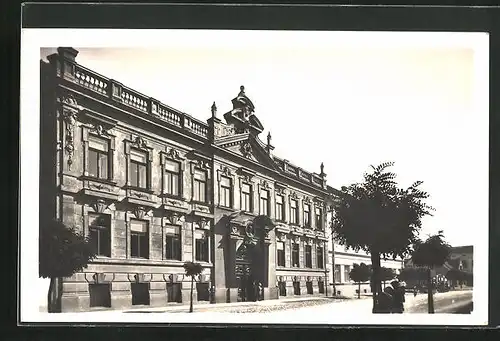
left=216, top=134, right=278, bottom=170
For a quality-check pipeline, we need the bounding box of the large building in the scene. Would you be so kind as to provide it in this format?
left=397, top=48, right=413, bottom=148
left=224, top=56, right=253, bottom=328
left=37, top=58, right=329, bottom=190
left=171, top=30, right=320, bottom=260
left=40, top=47, right=335, bottom=312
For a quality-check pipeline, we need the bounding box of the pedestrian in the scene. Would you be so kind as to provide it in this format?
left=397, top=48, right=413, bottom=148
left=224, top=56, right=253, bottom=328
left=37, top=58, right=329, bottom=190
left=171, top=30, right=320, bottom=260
left=413, top=285, right=418, bottom=297
left=391, top=280, right=405, bottom=313
left=376, top=286, right=394, bottom=313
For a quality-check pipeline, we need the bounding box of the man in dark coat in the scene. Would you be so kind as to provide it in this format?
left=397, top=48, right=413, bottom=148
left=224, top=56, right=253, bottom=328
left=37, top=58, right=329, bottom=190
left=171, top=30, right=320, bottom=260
left=391, top=280, right=405, bottom=313
left=377, top=287, right=394, bottom=313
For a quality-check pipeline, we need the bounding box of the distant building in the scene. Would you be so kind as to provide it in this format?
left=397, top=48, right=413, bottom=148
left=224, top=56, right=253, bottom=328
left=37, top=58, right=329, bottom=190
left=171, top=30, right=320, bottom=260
left=40, top=48, right=334, bottom=312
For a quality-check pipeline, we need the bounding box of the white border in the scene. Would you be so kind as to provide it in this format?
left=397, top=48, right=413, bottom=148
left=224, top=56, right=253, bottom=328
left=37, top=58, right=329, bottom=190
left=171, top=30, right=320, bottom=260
left=20, top=29, right=489, bottom=325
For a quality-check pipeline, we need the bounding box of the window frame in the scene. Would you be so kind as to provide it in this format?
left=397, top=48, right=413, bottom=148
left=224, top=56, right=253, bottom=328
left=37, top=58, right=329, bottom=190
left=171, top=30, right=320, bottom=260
left=195, top=231, right=210, bottom=263
left=276, top=241, right=285, bottom=267
left=290, top=199, right=298, bottom=225
left=219, top=175, right=232, bottom=208
left=291, top=241, right=300, bottom=268
left=129, top=218, right=150, bottom=259
left=193, top=169, right=208, bottom=203
left=82, top=126, right=116, bottom=182
left=259, top=188, right=270, bottom=216
left=125, top=138, right=153, bottom=192
left=164, top=225, right=182, bottom=261
left=240, top=182, right=253, bottom=212
left=305, top=244, right=312, bottom=268
left=315, top=206, right=323, bottom=230
left=303, top=203, right=311, bottom=227
left=87, top=212, right=111, bottom=257
left=316, top=245, right=324, bottom=269
left=275, top=194, right=285, bottom=222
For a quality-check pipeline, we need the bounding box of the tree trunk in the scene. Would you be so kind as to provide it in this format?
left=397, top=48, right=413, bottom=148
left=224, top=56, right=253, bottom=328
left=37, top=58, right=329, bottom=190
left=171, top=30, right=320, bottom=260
left=47, top=277, right=62, bottom=313
left=189, top=277, right=194, bottom=313
left=370, top=251, right=381, bottom=313
left=358, top=282, right=361, bottom=299
left=427, top=268, right=434, bottom=314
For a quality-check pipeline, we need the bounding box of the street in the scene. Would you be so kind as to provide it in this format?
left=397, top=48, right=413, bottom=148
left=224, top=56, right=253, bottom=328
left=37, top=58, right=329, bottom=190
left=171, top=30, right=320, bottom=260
left=115, top=289, right=472, bottom=315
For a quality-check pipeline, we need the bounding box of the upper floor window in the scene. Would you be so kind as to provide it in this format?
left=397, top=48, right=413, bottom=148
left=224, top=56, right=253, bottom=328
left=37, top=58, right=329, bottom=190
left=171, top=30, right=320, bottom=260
left=130, top=149, right=148, bottom=189
left=291, top=242, right=300, bottom=267
left=130, top=219, right=149, bottom=259
left=277, top=241, right=285, bottom=267
left=316, top=246, right=324, bottom=269
left=219, top=176, right=232, bottom=208
left=165, top=225, right=181, bottom=261
left=276, top=195, right=284, bottom=221
left=315, top=207, right=323, bottom=230
left=193, top=170, right=207, bottom=202
left=88, top=135, right=109, bottom=180
left=259, top=189, right=269, bottom=216
left=344, top=265, right=351, bottom=283
left=305, top=245, right=312, bottom=268
left=334, top=264, right=341, bottom=283
left=304, top=204, right=311, bottom=227
left=164, top=160, right=181, bottom=196
left=88, top=213, right=111, bottom=257
left=290, top=199, right=298, bottom=225
left=195, top=233, right=209, bottom=262
left=241, top=183, right=252, bottom=212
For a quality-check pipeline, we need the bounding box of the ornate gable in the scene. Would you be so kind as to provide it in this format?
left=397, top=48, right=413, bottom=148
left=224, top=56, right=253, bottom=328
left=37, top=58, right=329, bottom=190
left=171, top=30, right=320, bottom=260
left=216, top=133, right=278, bottom=170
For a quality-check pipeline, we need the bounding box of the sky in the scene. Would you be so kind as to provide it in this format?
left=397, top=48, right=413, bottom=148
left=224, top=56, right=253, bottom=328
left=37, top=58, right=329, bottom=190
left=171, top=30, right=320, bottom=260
left=39, top=31, right=487, bottom=247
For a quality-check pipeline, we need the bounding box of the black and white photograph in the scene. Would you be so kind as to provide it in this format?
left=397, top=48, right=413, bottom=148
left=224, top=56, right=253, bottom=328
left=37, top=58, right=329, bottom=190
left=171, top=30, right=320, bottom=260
left=20, top=28, right=488, bottom=325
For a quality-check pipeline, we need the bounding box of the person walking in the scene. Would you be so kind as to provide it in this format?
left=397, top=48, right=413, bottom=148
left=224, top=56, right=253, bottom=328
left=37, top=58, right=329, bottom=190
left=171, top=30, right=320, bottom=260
left=377, top=286, right=394, bottom=313
left=391, top=280, right=405, bottom=313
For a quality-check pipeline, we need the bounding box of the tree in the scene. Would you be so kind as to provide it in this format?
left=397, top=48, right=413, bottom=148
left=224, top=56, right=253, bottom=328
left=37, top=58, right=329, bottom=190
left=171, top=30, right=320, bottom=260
left=331, top=162, right=434, bottom=313
left=183, top=261, right=203, bottom=313
left=349, top=263, right=372, bottom=299
left=398, top=267, right=427, bottom=287
left=379, top=267, right=396, bottom=289
left=411, top=231, right=451, bottom=313
left=39, top=219, right=96, bottom=313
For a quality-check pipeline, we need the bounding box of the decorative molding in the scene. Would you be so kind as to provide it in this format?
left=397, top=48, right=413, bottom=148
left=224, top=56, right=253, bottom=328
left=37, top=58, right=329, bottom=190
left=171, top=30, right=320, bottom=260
left=193, top=159, right=210, bottom=169
left=62, top=104, right=79, bottom=170
left=89, top=124, right=110, bottom=137
left=260, top=180, right=271, bottom=190
left=129, top=190, right=149, bottom=199
left=91, top=199, right=108, bottom=214
left=220, top=165, right=233, bottom=176
left=240, top=141, right=253, bottom=158
left=303, top=196, right=312, bottom=204
left=132, top=206, right=147, bottom=220
left=289, top=191, right=298, bottom=200
left=134, top=135, right=148, bottom=149
left=165, top=147, right=183, bottom=160
left=165, top=212, right=185, bottom=225
left=230, top=225, right=241, bottom=236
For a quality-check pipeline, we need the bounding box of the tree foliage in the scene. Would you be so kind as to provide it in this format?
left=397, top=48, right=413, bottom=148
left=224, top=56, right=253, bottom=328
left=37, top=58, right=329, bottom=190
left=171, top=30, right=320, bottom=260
left=411, top=231, right=451, bottom=268
left=183, top=261, right=203, bottom=278
left=349, top=263, right=372, bottom=283
left=39, top=219, right=96, bottom=279
left=379, top=267, right=396, bottom=282
left=332, top=162, right=434, bottom=259
left=398, top=267, right=427, bottom=282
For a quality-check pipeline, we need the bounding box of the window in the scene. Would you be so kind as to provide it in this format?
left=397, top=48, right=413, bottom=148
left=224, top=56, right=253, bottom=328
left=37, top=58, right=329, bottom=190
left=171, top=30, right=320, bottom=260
left=164, top=160, right=180, bottom=196
left=259, top=189, right=269, bottom=216
left=88, top=135, right=109, bottom=179
left=275, top=195, right=284, bottom=221
left=278, top=281, right=287, bottom=296
left=334, top=264, right=341, bottom=283
left=195, top=234, right=209, bottom=262
left=306, top=281, right=313, bottom=294
left=165, top=226, right=181, bottom=261
left=219, top=176, right=232, bottom=207
left=303, top=204, right=311, bottom=227
left=193, top=170, right=207, bottom=202
left=131, top=283, right=150, bottom=306
left=166, top=283, right=182, bottom=303
left=344, top=265, right=351, bottom=283
left=130, top=219, right=149, bottom=259
left=291, top=242, right=300, bottom=267
left=305, top=245, right=312, bottom=268
left=315, top=207, right=323, bottom=230
left=293, top=280, right=301, bottom=295
left=241, top=183, right=252, bottom=212
left=196, top=283, right=210, bottom=301
left=130, top=149, right=148, bottom=188
left=316, top=246, right=324, bottom=269
left=88, top=213, right=111, bottom=257
left=89, top=283, right=111, bottom=308
left=290, top=199, right=298, bottom=225
left=277, top=241, right=285, bottom=267
left=318, top=280, right=325, bottom=294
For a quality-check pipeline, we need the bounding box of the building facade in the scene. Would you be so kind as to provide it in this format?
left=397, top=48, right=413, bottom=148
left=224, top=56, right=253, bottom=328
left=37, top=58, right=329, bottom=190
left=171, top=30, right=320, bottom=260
left=40, top=47, right=333, bottom=312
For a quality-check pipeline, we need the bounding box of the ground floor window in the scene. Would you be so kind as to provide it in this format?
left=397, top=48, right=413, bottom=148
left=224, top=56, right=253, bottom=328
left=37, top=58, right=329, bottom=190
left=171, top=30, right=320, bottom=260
left=318, top=281, right=325, bottom=294
left=278, top=282, right=287, bottom=296
left=89, top=283, right=111, bottom=308
left=196, top=283, right=210, bottom=301
left=131, top=283, right=150, bottom=306
left=293, top=281, right=301, bottom=295
left=166, top=283, right=182, bottom=303
left=306, top=281, right=313, bottom=294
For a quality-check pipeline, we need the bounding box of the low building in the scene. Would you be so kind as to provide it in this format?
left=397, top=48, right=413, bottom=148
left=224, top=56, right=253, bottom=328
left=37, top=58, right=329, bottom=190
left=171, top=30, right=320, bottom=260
left=40, top=47, right=334, bottom=312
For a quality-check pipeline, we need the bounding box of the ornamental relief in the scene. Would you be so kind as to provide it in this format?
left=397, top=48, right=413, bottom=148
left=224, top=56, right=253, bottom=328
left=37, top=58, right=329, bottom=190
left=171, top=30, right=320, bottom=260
left=164, top=212, right=185, bottom=225
left=132, top=206, right=152, bottom=220
left=193, top=159, right=211, bottom=169
left=133, top=135, right=148, bottom=149
left=194, top=218, right=210, bottom=230
left=165, top=146, right=183, bottom=160
left=219, top=165, right=233, bottom=176
left=89, top=124, right=111, bottom=138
